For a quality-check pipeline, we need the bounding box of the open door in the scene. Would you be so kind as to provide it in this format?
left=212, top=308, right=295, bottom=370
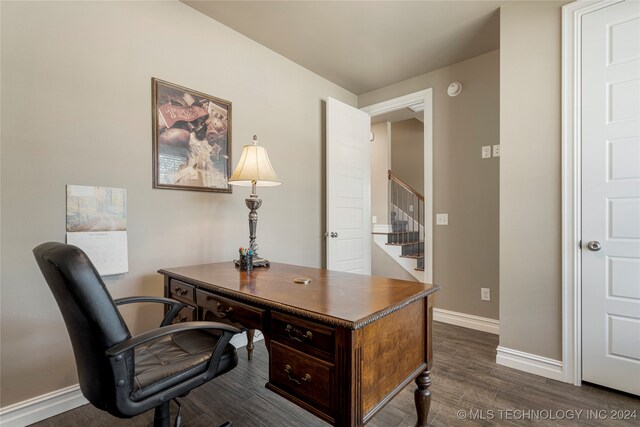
left=581, top=0, right=640, bottom=395
left=326, top=97, right=371, bottom=274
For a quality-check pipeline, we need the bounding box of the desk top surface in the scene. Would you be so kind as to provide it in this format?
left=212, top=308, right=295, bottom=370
left=159, top=262, right=438, bottom=329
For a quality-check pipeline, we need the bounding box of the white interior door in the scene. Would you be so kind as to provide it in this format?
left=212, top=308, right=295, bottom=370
left=326, top=97, right=371, bottom=274
left=581, top=0, right=640, bottom=395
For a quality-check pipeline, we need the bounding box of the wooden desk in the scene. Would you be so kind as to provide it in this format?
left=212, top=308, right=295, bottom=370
left=159, top=262, right=438, bottom=426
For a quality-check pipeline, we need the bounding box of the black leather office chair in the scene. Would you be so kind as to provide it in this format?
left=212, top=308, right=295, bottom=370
left=33, top=242, right=240, bottom=427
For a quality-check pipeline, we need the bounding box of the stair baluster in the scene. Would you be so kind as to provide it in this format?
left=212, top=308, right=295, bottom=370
left=387, top=170, right=425, bottom=272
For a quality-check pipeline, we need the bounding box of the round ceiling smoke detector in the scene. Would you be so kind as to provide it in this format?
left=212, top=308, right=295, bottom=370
left=447, top=82, right=462, bottom=97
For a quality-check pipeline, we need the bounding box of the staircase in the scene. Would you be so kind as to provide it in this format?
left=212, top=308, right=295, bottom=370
left=373, top=170, right=426, bottom=282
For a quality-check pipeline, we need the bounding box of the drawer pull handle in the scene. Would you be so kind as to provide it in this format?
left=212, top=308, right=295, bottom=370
left=174, top=287, right=189, bottom=296
left=285, top=324, right=313, bottom=342
left=216, top=302, right=234, bottom=317
left=284, top=364, right=311, bottom=385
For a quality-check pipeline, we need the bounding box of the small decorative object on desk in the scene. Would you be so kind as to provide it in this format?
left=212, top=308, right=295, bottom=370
left=237, top=247, right=253, bottom=271
left=234, top=244, right=270, bottom=269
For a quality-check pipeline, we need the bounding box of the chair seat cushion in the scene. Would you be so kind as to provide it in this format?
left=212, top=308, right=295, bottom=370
left=131, top=330, right=237, bottom=401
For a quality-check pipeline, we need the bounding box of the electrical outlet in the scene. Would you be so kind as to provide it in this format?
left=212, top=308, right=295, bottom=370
left=409, top=205, right=414, bottom=212
left=482, top=146, right=491, bottom=159
left=372, top=216, right=377, bottom=224
left=481, top=288, right=491, bottom=301
left=492, top=144, right=501, bottom=157
left=436, top=213, right=448, bottom=225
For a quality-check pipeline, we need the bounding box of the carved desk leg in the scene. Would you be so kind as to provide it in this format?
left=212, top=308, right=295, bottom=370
left=246, top=328, right=255, bottom=361
left=414, top=368, right=432, bottom=426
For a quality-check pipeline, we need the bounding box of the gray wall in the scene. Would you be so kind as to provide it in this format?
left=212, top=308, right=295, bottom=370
left=499, top=1, right=568, bottom=361
left=371, top=122, right=391, bottom=224
left=0, top=1, right=355, bottom=406
left=359, top=50, right=500, bottom=321
left=391, top=119, right=424, bottom=195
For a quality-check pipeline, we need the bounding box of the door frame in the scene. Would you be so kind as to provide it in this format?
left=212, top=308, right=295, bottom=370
left=561, top=0, right=625, bottom=386
left=360, top=89, right=434, bottom=283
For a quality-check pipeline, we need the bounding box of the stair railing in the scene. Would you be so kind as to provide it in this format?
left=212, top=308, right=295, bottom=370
left=388, top=170, right=425, bottom=263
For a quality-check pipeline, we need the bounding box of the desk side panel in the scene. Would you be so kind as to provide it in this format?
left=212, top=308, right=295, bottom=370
left=335, top=327, right=363, bottom=426
left=427, top=294, right=433, bottom=368
left=361, top=299, right=425, bottom=416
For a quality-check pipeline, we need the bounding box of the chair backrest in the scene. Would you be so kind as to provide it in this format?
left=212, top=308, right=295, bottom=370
left=33, top=242, right=131, bottom=410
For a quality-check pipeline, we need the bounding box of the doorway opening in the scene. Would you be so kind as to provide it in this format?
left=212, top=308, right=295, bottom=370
left=361, top=89, right=433, bottom=283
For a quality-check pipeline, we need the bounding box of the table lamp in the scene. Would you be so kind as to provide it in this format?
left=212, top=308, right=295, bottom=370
left=229, top=135, right=281, bottom=266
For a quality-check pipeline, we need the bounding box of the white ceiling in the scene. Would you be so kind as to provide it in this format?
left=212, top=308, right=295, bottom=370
left=183, top=0, right=502, bottom=95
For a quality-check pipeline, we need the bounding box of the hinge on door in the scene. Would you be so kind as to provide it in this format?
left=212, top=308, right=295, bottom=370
left=578, top=240, right=582, bottom=249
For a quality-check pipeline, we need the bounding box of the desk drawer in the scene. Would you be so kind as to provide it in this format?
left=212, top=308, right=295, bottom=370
left=196, top=290, right=264, bottom=330
left=270, top=341, right=334, bottom=412
left=171, top=305, right=196, bottom=324
left=271, top=312, right=335, bottom=357
left=169, top=279, right=195, bottom=303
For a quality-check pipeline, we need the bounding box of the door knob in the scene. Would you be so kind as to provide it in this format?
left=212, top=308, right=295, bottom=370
left=587, top=241, right=601, bottom=252
left=330, top=232, right=338, bottom=238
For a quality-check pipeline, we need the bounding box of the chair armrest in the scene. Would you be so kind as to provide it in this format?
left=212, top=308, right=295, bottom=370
left=114, top=296, right=186, bottom=327
left=106, top=321, right=241, bottom=357
left=114, top=296, right=182, bottom=306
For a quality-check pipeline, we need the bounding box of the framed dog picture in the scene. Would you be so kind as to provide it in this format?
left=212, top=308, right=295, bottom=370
left=152, top=78, right=232, bottom=193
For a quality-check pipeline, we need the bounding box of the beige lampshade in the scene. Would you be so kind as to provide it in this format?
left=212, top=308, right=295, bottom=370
left=229, top=141, right=281, bottom=187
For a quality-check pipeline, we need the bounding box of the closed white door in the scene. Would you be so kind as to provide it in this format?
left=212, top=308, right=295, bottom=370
left=326, top=97, right=371, bottom=274
left=581, top=0, right=640, bottom=395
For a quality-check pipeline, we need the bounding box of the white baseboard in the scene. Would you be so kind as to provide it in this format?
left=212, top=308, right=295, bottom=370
left=496, top=346, right=564, bottom=382
left=0, top=384, right=88, bottom=427
left=0, top=333, right=265, bottom=427
left=435, top=311, right=565, bottom=383
left=433, top=308, right=499, bottom=335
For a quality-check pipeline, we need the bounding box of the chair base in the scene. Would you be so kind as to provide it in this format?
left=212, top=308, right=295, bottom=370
left=152, top=400, right=232, bottom=427
left=152, top=401, right=171, bottom=427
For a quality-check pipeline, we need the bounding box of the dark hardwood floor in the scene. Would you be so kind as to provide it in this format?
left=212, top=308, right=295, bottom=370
left=31, top=322, right=639, bottom=426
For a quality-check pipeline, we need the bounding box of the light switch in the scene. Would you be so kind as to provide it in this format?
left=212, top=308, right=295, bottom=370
left=372, top=216, right=377, bottom=224
left=482, top=146, right=491, bottom=159
left=492, top=144, right=500, bottom=157
left=436, top=214, right=448, bottom=225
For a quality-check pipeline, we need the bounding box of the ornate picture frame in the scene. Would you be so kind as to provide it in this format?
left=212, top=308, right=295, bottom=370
left=152, top=78, right=232, bottom=193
